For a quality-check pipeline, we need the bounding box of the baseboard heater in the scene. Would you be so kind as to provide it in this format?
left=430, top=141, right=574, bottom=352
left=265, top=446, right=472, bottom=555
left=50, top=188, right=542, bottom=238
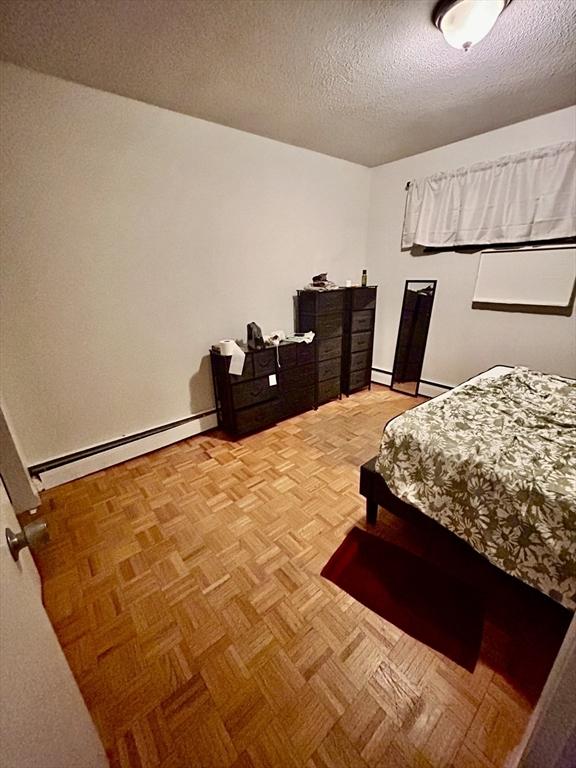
left=29, top=409, right=218, bottom=490
left=371, top=367, right=453, bottom=397
left=29, top=372, right=452, bottom=490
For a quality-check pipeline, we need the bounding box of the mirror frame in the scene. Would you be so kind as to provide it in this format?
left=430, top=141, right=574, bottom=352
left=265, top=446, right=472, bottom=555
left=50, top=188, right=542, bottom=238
left=390, top=279, right=437, bottom=397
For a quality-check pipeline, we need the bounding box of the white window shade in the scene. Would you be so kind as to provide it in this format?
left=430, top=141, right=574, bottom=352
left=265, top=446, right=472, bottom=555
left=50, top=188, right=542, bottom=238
left=402, top=142, right=576, bottom=249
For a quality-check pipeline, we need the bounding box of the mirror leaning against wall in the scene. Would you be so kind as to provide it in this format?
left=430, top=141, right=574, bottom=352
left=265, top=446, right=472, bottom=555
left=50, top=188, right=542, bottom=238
left=391, top=280, right=437, bottom=397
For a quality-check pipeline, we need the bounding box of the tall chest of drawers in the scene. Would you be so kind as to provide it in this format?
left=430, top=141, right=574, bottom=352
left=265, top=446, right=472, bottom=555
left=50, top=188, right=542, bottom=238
left=297, top=289, right=345, bottom=406
left=342, top=286, right=377, bottom=395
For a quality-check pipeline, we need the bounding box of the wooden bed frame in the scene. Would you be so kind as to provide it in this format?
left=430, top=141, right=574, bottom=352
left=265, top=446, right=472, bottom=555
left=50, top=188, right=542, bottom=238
left=359, top=455, right=493, bottom=562
left=360, top=455, right=437, bottom=528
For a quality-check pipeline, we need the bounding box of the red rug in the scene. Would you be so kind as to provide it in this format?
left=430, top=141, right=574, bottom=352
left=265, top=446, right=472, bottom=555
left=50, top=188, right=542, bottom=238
left=321, top=526, right=484, bottom=671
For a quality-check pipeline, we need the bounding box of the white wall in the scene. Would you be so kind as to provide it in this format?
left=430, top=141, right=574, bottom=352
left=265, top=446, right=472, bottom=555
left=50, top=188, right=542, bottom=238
left=2, top=62, right=575, bottom=469
left=0, top=63, right=370, bottom=466
left=367, top=107, right=576, bottom=387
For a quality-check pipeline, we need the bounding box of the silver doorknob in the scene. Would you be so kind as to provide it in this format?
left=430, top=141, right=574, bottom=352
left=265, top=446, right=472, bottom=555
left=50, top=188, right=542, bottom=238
left=5, top=519, right=49, bottom=562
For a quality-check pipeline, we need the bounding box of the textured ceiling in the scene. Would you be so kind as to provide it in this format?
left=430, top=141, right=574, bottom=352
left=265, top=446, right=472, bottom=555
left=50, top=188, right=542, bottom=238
left=0, top=0, right=575, bottom=167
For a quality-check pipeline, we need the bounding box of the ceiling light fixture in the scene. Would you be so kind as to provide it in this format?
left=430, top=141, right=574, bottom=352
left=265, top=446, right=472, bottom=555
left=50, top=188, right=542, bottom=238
left=433, top=0, right=511, bottom=52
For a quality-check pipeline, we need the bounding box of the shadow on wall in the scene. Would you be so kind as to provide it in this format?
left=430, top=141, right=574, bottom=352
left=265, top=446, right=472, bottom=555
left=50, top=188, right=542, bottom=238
left=188, top=354, right=215, bottom=415
left=471, top=277, right=576, bottom=317
left=471, top=300, right=575, bottom=317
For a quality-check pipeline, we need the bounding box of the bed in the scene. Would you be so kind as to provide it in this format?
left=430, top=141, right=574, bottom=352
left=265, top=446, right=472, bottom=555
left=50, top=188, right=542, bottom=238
left=360, top=366, right=576, bottom=611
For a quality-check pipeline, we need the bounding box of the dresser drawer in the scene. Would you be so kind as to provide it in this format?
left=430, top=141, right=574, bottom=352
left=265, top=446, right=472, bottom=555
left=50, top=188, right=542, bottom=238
left=232, top=376, right=277, bottom=409
left=316, top=290, right=344, bottom=314
left=278, top=343, right=298, bottom=369
left=226, top=354, right=254, bottom=383
left=317, top=377, right=340, bottom=404
left=352, top=287, right=377, bottom=310
left=347, top=369, right=371, bottom=391
left=351, top=310, right=374, bottom=334
left=317, top=312, right=343, bottom=338
left=298, top=290, right=344, bottom=315
left=298, top=342, right=316, bottom=365
left=318, top=337, right=342, bottom=361
left=350, top=331, right=372, bottom=354
left=252, top=348, right=276, bottom=377
left=281, top=386, right=315, bottom=418
left=280, top=363, right=315, bottom=389
left=317, top=357, right=342, bottom=382
left=235, top=401, right=278, bottom=434
left=301, top=312, right=343, bottom=339
left=350, top=349, right=371, bottom=372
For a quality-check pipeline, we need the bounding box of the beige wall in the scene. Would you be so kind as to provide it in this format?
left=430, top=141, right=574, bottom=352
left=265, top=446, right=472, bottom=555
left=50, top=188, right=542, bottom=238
left=2, top=62, right=575, bottom=469
left=0, top=63, right=370, bottom=465
left=367, top=106, right=576, bottom=387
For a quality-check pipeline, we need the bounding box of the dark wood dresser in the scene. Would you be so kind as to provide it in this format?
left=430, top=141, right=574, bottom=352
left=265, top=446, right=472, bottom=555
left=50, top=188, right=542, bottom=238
left=210, top=341, right=316, bottom=436
left=297, top=289, right=345, bottom=406
left=342, top=286, right=377, bottom=395
left=211, top=285, right=377, bottom=437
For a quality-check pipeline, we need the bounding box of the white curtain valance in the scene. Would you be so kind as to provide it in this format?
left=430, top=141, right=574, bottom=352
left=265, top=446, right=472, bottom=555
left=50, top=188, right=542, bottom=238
left=402, top=141, right=576, bottom=249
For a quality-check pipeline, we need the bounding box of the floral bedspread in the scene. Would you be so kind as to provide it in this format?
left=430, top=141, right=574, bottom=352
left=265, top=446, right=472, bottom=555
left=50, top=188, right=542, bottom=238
left=376, top=367, right=576, bottom=610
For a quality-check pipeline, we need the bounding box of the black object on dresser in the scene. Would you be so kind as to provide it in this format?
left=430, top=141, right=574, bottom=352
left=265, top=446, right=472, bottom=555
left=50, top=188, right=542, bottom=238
left=297, top=289, right=345, bottom=406
left=341, top=286, right=377, bottom=395
left=210, top=341, right=316, bottom=436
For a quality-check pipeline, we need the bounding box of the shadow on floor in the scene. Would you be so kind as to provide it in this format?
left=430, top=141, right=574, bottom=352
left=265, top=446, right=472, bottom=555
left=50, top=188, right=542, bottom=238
left=323, top=509, right=571, bottom=707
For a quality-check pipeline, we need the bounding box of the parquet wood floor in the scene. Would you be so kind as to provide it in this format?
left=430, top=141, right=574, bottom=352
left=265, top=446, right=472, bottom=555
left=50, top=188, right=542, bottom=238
left=34, top=386, right=567, bottom=768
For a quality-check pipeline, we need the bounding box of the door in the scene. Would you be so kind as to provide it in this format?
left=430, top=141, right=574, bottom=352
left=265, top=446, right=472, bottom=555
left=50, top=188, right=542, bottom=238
left=0, top=407, right=107, bottom=768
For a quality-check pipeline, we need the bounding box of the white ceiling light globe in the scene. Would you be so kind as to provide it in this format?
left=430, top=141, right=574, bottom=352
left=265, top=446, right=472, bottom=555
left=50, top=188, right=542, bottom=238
left=439, top=0, right=507, bottom=51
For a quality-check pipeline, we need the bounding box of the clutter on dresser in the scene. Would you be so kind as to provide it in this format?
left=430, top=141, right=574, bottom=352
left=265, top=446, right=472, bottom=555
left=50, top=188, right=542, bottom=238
left=215, top=338, right=246, bottom=375
left=264, top=330, right=286, bottom=345
left=247, top=321, right=265, bottom=350
left=304, top=272, right=340, bottom=291
left=285, top=331, right=315, bottom=344
left=264, top=330, right=287, bottom=365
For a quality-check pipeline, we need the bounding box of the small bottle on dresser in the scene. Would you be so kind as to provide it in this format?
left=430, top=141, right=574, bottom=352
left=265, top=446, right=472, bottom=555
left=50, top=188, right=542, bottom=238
left=361, top=269, right=367, bottom=287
